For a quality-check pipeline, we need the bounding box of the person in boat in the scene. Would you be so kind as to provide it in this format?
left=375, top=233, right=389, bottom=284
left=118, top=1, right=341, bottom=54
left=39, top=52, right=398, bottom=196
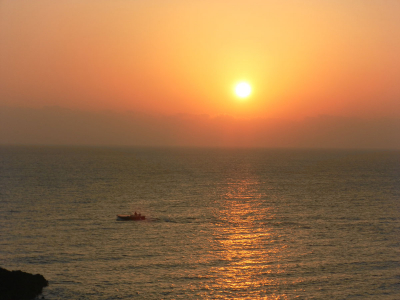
left=134, top=212, right=137, bottom=216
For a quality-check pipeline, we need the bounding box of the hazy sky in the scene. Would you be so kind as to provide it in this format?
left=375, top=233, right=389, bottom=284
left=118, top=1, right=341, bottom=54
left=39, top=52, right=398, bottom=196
left=1, top=0, right=400, bottom=147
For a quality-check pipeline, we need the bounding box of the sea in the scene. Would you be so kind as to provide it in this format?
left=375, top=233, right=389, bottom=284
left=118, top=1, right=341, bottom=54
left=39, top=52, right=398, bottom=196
left=0, top=146, right=399, bottom=299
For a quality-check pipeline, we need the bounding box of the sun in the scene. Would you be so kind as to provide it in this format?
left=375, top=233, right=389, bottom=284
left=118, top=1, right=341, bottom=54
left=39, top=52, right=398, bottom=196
left=234, top=82, right=252, bottom=98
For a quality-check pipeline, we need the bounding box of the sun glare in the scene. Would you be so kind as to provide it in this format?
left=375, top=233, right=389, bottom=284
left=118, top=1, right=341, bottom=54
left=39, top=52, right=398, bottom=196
left=235, top=82, right=252, bottom=98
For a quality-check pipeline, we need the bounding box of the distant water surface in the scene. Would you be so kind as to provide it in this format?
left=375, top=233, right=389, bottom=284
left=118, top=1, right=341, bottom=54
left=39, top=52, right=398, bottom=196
left=0, top=146, right=399, bottom=299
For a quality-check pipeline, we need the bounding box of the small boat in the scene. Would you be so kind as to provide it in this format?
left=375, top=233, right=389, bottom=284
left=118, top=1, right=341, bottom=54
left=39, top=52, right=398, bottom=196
left=117, top=214, right=145, bottom=221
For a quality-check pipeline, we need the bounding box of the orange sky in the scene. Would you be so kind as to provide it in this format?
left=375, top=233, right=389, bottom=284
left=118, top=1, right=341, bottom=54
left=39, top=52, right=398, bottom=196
left=1, top=1, right=400, bottom=147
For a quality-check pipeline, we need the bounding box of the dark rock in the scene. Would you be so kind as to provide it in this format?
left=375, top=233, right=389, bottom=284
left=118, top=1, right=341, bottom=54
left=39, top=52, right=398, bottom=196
left=0, top=267, right=48, bottom=300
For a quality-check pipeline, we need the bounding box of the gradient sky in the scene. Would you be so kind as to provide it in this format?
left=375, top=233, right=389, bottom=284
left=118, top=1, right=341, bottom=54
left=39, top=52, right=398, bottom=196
left=1, top=0, right=400, bottom=147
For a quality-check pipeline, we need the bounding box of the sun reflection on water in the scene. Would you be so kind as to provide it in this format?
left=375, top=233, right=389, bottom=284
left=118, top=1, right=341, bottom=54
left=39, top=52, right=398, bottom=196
left=207, top=177, right=288, bottom=299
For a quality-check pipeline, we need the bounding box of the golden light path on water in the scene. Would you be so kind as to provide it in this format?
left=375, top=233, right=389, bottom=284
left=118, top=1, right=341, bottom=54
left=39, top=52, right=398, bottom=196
left=206, top=173, right=290, bottom=299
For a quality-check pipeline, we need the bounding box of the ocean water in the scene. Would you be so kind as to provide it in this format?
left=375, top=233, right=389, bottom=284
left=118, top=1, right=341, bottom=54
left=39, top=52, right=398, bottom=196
left=0, top=146, right=399, bottom=299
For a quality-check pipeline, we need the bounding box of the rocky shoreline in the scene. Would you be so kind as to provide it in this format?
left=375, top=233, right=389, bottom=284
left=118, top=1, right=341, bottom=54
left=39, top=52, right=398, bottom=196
left=0, top=267, right=48, bottom=300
